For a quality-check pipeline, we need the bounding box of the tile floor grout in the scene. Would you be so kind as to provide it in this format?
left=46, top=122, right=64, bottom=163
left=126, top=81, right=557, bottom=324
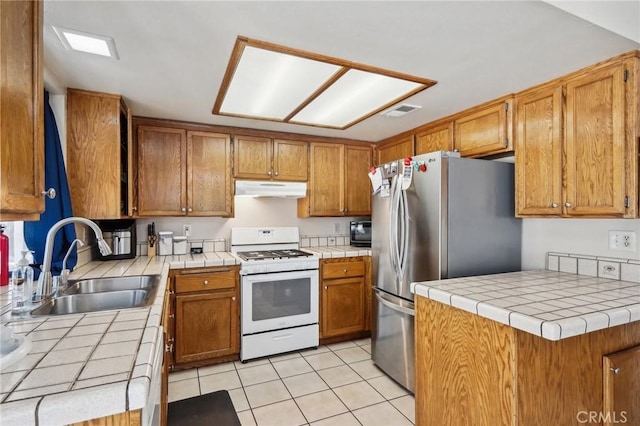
left=168, top=338, right=415, bottom=426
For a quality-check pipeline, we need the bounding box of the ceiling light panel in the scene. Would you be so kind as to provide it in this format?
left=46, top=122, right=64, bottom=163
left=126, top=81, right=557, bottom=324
left=213, top=36, right=436, bottom=129
left=291, top=69, right=423, bottom=128
left=52, top=26, right=119, bottom=59
left=220, top=47, right=340, bottom=120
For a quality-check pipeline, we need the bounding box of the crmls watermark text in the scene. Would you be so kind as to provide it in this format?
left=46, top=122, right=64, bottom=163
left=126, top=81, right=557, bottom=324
left=576, top=411, right=628, bottom=424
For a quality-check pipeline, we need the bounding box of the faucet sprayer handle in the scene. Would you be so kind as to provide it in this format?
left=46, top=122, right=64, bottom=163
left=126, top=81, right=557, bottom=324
left=97, top=239, right=112, bottom=256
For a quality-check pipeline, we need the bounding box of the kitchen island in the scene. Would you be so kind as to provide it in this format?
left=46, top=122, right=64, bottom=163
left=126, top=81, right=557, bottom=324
left=411, top=259, right=640, bottom=426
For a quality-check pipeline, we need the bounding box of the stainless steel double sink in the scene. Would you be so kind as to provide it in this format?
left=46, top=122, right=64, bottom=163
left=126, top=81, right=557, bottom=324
left=30, top=275, right=161, bottom=316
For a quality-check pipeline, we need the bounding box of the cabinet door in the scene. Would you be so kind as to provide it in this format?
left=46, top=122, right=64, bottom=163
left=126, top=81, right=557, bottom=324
left=187, top=131, right=232, bottom=216
left=0, top=0, right=44, bottom=220
left=233, top=135, right=272, bottom=179
left=564, top=64, right=627, bottom=216
left=321, top=276, right=365, bottom=338
left=160, top=285, right=173, bottom=426
left=308, top=143, right=344, bottom=216
left=174, top=291, right=239, bottom=364
left=344, top=146, right=372, bottom=216
left=415, top=122, right=453, bottom=155
left=378, top=135, right=414, bottom=164
left=137, top=126, right=186, bottom=216
left=515, top=86, right=563, bottom=216
left=454, top=99, right=512, bottom=157
left=603, top=345, right=640, bottom=426
left=67, top=89, right=123, bottom=219
left=273, top=139, right=307, bottom=181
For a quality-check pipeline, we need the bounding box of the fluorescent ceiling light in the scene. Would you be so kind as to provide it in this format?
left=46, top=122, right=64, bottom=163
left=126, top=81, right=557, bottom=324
left=213, top=37, right=436, bottom=130
left=52, top=26, right=119, bottom=59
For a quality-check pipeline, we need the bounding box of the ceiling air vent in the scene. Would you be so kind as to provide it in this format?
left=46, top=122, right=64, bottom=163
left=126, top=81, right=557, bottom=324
left=380, top=104, right=422, bottom=117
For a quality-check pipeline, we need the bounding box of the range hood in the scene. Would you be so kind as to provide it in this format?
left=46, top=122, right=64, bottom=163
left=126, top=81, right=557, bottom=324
left=235, top=180, right=307, bottom=198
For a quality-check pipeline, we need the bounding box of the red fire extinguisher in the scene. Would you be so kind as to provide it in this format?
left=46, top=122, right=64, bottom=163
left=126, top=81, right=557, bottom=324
left=0, top=225, right=8, bottom=286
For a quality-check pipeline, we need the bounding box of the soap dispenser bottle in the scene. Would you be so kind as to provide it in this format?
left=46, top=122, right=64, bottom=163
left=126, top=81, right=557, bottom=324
left=11, top=251, right=34, bottom=314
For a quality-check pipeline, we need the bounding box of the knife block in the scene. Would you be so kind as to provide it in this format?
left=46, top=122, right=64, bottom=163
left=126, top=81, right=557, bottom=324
left=147, top=244, right=156, bottom=257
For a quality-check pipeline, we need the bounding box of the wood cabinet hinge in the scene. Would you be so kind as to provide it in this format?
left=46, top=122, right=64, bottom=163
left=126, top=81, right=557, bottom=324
left=624, top=196, right=630, bottom=209
left=624, top=70, right=629, bottom=83
left=504, top=103, right=509, bottom=112
left=505, top=138, right=509, bottom=147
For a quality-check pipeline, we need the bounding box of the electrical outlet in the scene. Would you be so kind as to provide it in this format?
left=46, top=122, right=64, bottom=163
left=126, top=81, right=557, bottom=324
left=599, top=261, right=620, bottom=280
left=183, top=224, right=191, bottom=238
left=609, top=231, right=636, bottom=252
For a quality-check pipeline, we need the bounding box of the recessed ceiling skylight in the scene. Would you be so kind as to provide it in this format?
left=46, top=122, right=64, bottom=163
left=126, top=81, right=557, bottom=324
left=213, top=37, right=436, bottom=130
left=52, top=26, right=119, bottom=59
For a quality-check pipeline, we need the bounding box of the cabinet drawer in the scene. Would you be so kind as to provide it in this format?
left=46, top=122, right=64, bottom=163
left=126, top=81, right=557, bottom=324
left=322, top=261, right=365, bottom=279
left=175, top=271, right=237, bottom=293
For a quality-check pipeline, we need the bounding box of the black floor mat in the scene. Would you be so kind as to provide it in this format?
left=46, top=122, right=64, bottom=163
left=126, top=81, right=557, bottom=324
left=168, top=390, right=241, bottom=426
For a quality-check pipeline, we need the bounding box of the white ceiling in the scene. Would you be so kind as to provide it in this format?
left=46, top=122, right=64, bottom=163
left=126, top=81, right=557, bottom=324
left=43, top=1, right=640, bottom=143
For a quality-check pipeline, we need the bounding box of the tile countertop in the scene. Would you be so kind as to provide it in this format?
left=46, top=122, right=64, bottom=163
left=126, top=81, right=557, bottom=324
left=411, top=270, right=640, bottom=341
left=0, top=247, right=369, bottom=425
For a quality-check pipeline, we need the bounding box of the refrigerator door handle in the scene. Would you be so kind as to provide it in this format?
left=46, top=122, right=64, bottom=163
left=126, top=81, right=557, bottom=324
left=375, top=290, right=415, bottom=316
left=393, top=174, right=403, bottom=281
left=387, top=175, right=398, bottom=278
left=398, top=186, right=409, bottom=280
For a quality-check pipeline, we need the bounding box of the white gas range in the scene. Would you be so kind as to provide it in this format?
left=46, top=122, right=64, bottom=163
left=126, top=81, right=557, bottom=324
left=230, top=227, right=319, bottom=361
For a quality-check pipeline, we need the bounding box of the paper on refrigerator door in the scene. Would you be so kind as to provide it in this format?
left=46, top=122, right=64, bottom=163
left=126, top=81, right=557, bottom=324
left=369, top=167, right=383, bottom=194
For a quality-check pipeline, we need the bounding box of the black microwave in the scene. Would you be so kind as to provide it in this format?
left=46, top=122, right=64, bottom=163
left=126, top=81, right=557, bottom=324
left=350, top=220, right=371, bottom=247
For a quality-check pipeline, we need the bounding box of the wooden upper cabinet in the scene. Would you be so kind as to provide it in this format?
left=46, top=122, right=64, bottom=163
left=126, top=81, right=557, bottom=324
left=344, top=146, right=372, bottom=216
left=137, top=125, right=233, bottom=217
left=301, top=143, right=344, bottom=216
left=564, top=63, right=627, bottom=216
left=67, top=89, right=133, bottom=219
left=515, top=55, right=638, bottom=218
left=188, top=132, right=232, bottom=216
left=273, top=139, right=308, bottom=181
left=603, top=345, right=640, bottom=426
left=0, top=0, right=44, bottom=221
left=454, top=96, right=513, bottom=158
left=233, top=135, right=271, bottom=179
left=515, top=85, right=563, bottom=216
left=299, top=143, right=372, bottom=217
left=377, top=135, right=414, bottom=164
left=137, top=126, right=187, bottom=216
left=415, top=121, right=454, bottom=155
left=233, top=136, right=308, bottom=181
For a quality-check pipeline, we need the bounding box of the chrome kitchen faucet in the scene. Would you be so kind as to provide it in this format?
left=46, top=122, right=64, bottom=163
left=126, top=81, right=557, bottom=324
left=36, top=217, right=112, bottom=300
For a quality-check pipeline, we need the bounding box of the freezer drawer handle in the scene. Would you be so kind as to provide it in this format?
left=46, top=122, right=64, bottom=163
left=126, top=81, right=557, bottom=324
left=375, top=291, right=415, bottom=316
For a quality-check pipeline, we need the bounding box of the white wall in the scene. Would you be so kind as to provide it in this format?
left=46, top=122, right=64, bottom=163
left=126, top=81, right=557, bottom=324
left=522, top=218, right=640, bottom=269
left=135, top=197, right=365, bottom=244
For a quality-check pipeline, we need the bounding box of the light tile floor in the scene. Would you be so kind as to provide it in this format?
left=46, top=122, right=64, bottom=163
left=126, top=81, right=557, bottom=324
left=168, top=338, right=415, bottom=426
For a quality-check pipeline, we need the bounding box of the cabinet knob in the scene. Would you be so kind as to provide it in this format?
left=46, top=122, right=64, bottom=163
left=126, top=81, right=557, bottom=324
left=188, top=207, right=193, bottom=212
left=343, top=269, right=348, bottom=273
left=551, top=203, right=558, bottom=208
left=203, top=280, right=209, bottom=285
left=275, top=171, right=279, bottom=176
left=565, top=202, right=572, bottom=208
left=232, top=296, right=236, bottom=301
left=41, top=188, right=56, bottom=199
left=169, top=313, right=175, bottom=319
left=344, top=208, right=348, bottom=213
left=268, top=171, right=272, bottom=176
left=324, top=285, right=328, bottom=290
left=610, top=367, right=620, bottom=375
left=133, top=206, right=138, bottom=211
left=181, top=207, right=186, bottom=212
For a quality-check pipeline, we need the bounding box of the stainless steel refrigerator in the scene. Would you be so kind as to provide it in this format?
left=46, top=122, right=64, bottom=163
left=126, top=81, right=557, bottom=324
left=371, top=151, right=522, bottom=393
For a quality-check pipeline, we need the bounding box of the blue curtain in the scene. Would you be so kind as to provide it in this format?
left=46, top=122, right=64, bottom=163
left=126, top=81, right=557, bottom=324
left=24, top=91, right=77, bottom=277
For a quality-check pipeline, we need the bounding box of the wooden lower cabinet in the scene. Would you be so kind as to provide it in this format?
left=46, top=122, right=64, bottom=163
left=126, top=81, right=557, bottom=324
left=319, top=257, right=371, bottom=342
left=415, top=296, right=640, bottom=426
left=603, top=345, right=640, bottom=426
left=170, top=266, right=239, bottom=368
